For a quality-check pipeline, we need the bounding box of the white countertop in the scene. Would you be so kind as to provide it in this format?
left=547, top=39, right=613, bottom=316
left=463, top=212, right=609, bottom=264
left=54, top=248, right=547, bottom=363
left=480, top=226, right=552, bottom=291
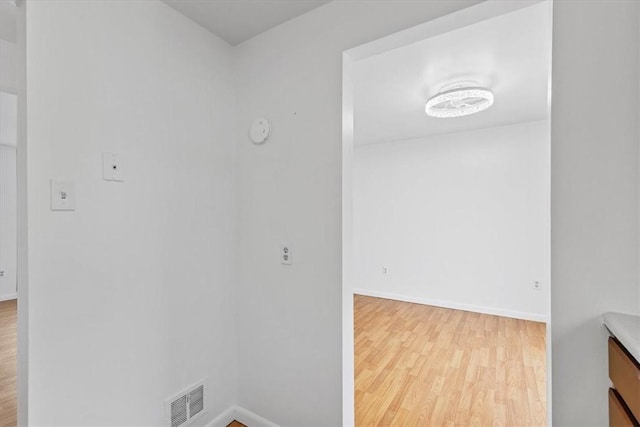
left=603, top=312, right=640, bottom=362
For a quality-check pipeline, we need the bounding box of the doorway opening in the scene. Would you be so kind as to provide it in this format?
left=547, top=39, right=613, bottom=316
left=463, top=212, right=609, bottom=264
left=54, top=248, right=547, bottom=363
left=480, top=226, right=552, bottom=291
left=342, top=1, right=553, bottom=424
left=0, top=0, right=27, bottom=425
left=0, top=89, right=18, bottom=427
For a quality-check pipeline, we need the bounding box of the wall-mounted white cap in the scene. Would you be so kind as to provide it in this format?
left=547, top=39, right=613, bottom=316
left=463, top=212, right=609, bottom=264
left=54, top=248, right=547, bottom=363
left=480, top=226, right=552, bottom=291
left=249, top=118, right=271, bottom=144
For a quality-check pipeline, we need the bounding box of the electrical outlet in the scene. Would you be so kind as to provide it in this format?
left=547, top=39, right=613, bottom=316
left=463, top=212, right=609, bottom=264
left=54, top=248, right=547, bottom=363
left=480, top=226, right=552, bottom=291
left=382, top=267, right=388, bottom=275
left=533, top=280, right=541, bottom=290
left=280, top=243, right=292, bottom=265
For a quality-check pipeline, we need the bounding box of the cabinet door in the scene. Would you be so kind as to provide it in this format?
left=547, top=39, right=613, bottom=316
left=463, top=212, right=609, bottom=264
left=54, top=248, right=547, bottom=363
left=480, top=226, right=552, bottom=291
left=610, top=388, right=639, bottom=427
left=609, top=337, right=640, bottom=422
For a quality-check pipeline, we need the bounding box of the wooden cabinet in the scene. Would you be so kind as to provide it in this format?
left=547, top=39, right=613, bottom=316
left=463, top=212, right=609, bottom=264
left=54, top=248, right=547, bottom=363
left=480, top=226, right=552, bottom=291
left=610, top=388, right=638, bottom=427
left=609, top=337, right=640, bottom=426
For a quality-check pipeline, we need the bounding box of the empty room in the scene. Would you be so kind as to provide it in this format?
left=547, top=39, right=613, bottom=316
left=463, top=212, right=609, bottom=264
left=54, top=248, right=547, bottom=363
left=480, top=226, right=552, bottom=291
left=0, top=0, right=639, bottom=426
left=345, top=3, right=550, bottom=424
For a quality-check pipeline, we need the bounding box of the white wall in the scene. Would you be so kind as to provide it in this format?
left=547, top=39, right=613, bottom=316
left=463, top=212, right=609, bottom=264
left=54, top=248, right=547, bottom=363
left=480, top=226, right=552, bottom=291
left=25, top=1, right=236, bottom=424
left=20, top=0, right=639, bottom=425
left=233, top=1, right=482, bottom=425
left=1, top=143, right=17, bottom=301
left=353, top=121, right=549, bottom=321
left=0, top=39, right=17, bottom=93
left=551, top=1, right=640, bottom=426
left=0, top=91, right=17, bottom=147
left=234, top=0, right=639, bottom=426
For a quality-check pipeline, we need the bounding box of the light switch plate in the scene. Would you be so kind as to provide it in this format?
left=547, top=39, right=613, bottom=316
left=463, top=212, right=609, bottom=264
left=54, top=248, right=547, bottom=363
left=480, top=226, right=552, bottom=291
left=103, top=152, right=124, bottom=182
left=51, top=180, right=75, bottom=211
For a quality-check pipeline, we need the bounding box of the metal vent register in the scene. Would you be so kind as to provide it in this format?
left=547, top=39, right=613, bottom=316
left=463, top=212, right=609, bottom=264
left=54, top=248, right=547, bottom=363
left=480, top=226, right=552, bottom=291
left=189, top=385, right=204, bottom=418
left=170, top=396, right=188, bottom=427
left=167, top=382, right=206, bottom=427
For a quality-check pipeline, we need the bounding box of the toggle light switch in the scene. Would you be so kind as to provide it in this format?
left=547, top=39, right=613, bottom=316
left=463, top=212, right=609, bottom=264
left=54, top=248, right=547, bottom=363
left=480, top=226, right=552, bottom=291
left=51, top=180, right=75, bottom=211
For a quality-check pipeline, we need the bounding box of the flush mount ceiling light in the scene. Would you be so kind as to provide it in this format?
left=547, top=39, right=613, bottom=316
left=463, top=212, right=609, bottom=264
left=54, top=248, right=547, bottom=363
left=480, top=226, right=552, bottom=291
left=425, top=84, right=494, bottom=118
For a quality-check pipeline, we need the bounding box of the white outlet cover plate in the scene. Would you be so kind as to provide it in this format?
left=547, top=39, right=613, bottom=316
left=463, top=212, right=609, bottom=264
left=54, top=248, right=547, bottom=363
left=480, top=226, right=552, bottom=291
left=51, top=180, right=75, bottom=211
left=280, top=243, right=292, bottom=265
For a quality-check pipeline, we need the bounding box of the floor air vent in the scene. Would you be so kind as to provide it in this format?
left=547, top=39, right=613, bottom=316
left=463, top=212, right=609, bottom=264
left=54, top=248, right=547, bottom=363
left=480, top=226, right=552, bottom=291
left=188, top=385, right=204, bottom=418
left=167, top=381, right=206, bottom=427
left=170, top=396, right=188, bottom=427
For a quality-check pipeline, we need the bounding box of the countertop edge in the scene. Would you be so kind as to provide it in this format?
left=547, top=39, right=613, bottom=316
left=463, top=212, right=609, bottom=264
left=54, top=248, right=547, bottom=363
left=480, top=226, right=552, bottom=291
left=602, top=312, right=640, bottom=363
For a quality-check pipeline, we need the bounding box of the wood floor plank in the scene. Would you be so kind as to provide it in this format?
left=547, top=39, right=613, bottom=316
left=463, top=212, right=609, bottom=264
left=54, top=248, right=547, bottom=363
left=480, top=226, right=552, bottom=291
left=354, top=294, right=546, bottom=426
left=0, top=299, right=17, bottom=427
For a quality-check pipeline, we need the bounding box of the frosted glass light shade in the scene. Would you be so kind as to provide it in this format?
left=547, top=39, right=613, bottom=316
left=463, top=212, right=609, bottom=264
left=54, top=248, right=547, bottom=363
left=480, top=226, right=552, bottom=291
left=425, top=87, right=494, bottom=118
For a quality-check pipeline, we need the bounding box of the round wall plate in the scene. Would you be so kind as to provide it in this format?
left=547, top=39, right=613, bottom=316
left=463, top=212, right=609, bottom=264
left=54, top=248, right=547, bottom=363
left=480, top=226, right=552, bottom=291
left=250, top=118, right=271, bottom=144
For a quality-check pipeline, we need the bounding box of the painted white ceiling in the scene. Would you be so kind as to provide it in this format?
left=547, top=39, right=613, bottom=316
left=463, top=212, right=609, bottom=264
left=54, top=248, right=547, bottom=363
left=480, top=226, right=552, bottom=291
left=1, top=0, right=330, bottom=45
left=0, top=0, right=17, bottom=43
left=353, top=2, right=551, bottom=145
left=163, top=0, right=330, bottom=45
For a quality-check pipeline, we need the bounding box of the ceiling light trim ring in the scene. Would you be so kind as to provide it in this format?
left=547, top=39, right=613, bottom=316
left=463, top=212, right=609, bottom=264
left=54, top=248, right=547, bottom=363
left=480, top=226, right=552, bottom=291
left=425, top=86, right=494, bottom=118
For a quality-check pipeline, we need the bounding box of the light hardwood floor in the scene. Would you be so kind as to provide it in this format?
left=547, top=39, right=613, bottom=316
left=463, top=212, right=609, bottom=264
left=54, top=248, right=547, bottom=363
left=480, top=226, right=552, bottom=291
left=0, top=299, right=17, bottom=427
left=0, top=295, right=546, bottom=427
left=354, top=295, right=546, bottom=426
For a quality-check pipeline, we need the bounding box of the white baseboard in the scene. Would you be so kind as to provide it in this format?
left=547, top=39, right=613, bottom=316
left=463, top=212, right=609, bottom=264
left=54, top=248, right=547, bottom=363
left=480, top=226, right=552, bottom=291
left=205, top=406, right=236, bottom=427
left=0, top=292, right=17, bottom=302
left=205, top=406, right=279, bottom=427
left=353, top=288, right=548, bottom=323
left=231, top=406, right=279, bottom=427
